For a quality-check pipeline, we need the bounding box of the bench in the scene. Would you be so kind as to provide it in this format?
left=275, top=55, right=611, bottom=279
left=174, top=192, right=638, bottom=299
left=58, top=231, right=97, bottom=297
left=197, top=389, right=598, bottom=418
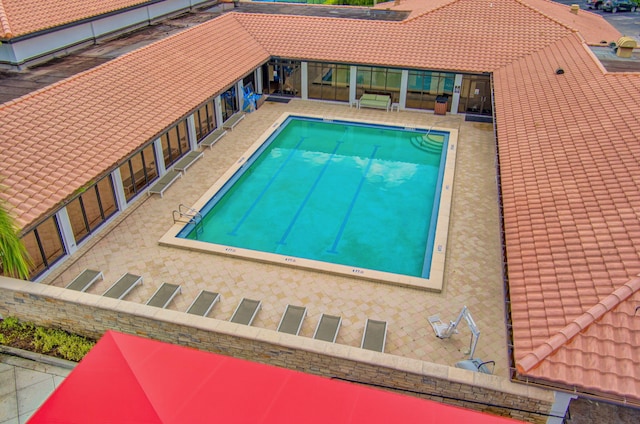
left=358, top=93, right=391, bottom=111
left=173, top=151, right=203, bottom=173
left=147, top=170, right=182, bottom=198
left=199, top=128, right=227, bottom=150
left=222, top=113, right=245, bottom=131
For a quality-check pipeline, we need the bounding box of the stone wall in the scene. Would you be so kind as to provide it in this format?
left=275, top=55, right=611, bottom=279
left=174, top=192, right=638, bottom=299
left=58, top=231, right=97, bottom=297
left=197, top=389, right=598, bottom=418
left=0, top=277, right=555, bottom=422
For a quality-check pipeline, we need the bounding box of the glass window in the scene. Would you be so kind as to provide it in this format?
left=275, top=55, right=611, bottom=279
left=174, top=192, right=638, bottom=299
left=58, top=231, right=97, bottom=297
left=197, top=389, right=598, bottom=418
left=161, top=119, right=190, bottom=167
left=65, top=176, right=119, bottom=244
left=195, top=100, right=217, bottom=141
left=220, top=86, right=238, bottom=122
left=19, top=216, right=65, bottom=279
left=119, top=143, right=158, bottom=201
left=406, top=70, right=455, bottom=111
left=262, top=60, right=302, bottom=97
left=356, top=66, right=402, bottom=103
left=307, top=62, right=349, bottom=102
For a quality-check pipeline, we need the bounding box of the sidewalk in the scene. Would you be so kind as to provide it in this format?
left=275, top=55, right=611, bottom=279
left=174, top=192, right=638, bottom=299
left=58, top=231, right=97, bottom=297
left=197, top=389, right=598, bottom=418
left=0, top=352, right=73, bottom=424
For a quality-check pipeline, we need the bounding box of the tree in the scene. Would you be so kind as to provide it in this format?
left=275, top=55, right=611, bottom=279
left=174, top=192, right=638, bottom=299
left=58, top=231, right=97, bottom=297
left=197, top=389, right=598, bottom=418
left=0, top=199, right=32, bottom=280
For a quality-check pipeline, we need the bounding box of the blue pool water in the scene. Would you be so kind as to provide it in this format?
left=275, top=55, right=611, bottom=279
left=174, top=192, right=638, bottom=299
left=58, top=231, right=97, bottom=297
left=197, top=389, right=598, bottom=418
left=179, top=116, right=448, bottom=278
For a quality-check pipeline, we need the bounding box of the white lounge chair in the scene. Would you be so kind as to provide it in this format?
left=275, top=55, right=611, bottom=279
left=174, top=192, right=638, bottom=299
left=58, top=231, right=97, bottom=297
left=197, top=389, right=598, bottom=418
left=146, top=283, right=181, bottom=308
left=173, top=151, right=203, bottom=173
left=102, top=273, right=143, bottom=299
left=222, top=113, right=245, bottom=131
left=277, top=305, right=307, bottom=335
left=199, top=128, right=227, bottom=150
left=313, top=314, right=341, bottom=343
left=147, top=170, right=182, bottom=198
left=361, top=319, right=387, bottom=352
left=65, top=269, right=103, bottom=292
left=186, top=290, right=220, bottom=316
left=229, top=298, right=261, bottom=325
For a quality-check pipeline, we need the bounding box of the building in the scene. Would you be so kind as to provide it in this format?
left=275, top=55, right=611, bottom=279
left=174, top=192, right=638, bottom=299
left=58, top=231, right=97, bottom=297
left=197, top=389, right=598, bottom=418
left=1, top=0, right=639, bottom=421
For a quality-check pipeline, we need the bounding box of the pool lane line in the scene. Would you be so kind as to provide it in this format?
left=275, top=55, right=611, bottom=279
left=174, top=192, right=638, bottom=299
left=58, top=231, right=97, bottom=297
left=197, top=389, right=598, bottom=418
left=228, top=136, right=307, bottom=236
left=327, top=145, right=380, bottom=254
left=277, top=140, right=343, bottom=245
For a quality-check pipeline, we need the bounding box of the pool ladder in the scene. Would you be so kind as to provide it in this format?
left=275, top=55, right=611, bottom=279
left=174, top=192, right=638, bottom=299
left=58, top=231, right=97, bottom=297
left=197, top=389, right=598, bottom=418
left=172, top=204, right=203, bottom=238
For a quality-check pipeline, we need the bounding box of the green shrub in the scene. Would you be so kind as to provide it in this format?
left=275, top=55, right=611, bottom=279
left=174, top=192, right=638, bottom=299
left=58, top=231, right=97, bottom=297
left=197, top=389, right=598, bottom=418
left=0, top=316, right=95, bottom=362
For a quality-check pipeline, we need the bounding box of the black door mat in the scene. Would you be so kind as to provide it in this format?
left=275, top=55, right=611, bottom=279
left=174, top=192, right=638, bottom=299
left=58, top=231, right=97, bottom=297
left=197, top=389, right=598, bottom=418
left=266, top=96, right=292, bottom=104
left=465, top=114, right=493, bottom=123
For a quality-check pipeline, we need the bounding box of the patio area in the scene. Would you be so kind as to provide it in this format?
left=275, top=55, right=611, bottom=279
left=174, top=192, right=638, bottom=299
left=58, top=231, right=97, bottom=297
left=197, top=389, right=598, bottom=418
left=42, top=100, right=507, bottom=376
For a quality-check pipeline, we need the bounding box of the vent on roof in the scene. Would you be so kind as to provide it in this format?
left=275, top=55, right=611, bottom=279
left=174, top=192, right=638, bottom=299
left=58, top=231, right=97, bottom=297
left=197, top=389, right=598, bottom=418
left=570, top=4, right=579, bottom=14
left=555, top=67, right=565, bottom=75
left=616, top=37, right=637, bottom=59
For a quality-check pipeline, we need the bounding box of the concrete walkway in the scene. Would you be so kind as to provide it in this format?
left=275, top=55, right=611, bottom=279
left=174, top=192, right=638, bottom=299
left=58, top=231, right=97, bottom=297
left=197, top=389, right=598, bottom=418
left=0, top=353, right=72, bottom=424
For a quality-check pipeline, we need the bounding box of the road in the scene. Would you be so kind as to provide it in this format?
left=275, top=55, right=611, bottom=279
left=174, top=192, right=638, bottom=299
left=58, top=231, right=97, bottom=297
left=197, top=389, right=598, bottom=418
left=553, top=0, right=640, bottom=41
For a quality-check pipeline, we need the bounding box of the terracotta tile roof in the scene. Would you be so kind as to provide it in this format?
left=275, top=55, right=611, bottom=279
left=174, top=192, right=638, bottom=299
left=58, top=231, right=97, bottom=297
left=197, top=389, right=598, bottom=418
left=516, top=278, right=640, bottom=400
left=0, top=0, right=150, bottom=38
left=0, top=13, right=269, bottom=228
left=236, top=0, right=572, bottom=73
left=494, top=33, right=640, bottom=400
left=1, top=0, right=640, bottom=403
left=373, top=0, right=456, bottom=20
left=519, top=0, right=620, bottom=45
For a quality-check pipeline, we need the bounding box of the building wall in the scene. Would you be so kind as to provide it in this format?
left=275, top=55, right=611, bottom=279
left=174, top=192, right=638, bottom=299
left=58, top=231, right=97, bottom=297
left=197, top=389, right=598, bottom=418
left=1, top=0, right=213, bottom=68
left=0, top=277, right=554, bottom=423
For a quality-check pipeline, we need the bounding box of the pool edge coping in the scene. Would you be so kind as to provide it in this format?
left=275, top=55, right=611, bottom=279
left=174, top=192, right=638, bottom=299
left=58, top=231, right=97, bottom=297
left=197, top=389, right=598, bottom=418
left=159, top=112, right=458, bottom=293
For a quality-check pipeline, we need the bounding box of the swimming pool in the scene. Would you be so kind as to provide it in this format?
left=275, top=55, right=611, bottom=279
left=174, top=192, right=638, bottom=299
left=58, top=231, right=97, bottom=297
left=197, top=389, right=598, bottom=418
left=161, top=114, right=457, bottom=291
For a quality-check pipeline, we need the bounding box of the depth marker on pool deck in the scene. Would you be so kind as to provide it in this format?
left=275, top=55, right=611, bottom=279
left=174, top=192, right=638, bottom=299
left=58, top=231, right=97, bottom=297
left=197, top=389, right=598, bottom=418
left=277, top=141, right=343, bottom=245
left=228, top=136, right=307, bottom=236
left=327, top=145, right=379, bottom=254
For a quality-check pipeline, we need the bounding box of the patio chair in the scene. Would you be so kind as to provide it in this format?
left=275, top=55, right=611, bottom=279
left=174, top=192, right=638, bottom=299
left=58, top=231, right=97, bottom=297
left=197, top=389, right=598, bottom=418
left=102, top=273, right=143, bottom=299
left=276, top=305, right=307, bottom=335
left=146, top=283, right=181, bottom=308
left=229, top=298, right=261, bottom=325
left=312, top=314, right=341, bottom=343
left=65, top=269, right=103, bottom=292
left=361, top=319, right=387, bottom=352
left=173, top=151, right=204, bottom=174
left=199, top=128, right=227, bottom=150
left=186, top=290, right=220, bottom=316
left=147, top=170, right=181, bottom=198
left=222, top=113, right=245, bottom=131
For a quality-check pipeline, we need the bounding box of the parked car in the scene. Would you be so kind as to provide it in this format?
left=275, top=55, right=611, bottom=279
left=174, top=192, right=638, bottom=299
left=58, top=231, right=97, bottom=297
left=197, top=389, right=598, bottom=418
left=585, top=0, right=604, bottom=8
left=601, top=0, right=637, bottom=12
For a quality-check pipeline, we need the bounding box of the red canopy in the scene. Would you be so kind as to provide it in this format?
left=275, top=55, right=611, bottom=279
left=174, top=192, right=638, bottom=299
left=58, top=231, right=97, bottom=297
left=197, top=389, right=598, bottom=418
left=30, top=331, right=522, bottom=423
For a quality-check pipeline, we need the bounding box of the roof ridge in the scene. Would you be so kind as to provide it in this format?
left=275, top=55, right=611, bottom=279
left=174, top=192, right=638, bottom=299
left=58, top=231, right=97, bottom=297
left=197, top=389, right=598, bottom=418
left=514, top=0, right=579, bottom=34
left=517, top=275, right=640, bottom=373
left=0, top=0, right=13, bottom=38
left=401, top=0, right=463, bottom=24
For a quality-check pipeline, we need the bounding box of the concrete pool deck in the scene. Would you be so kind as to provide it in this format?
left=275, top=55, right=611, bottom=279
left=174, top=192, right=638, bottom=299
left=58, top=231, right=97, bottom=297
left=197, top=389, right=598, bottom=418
left=43, top=100, right=506, bottom=376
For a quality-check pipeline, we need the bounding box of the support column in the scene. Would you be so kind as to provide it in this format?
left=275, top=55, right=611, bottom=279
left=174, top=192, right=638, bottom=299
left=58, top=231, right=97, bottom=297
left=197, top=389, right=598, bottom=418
left=186, top=114, right=197, bottom=150
left=450, top=74, right=463, bottom=115
left=214, top=96, right=223, bottom=127
left=236, top=80, right=244, bottom=112
left=301, top=62, right=308, bottom=100
left=256, top=67, right=263, bottom=94
left=546, top=392, right=577, bottom=424
left=55, top=208, right=77, bottom=255
left=111, top=168, right=128, bottom=212
left=399, top=69, right=408, bottom=110
left=349, top=65, right=357, bottom=105
left=153, top=138, right=166, bottom=176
